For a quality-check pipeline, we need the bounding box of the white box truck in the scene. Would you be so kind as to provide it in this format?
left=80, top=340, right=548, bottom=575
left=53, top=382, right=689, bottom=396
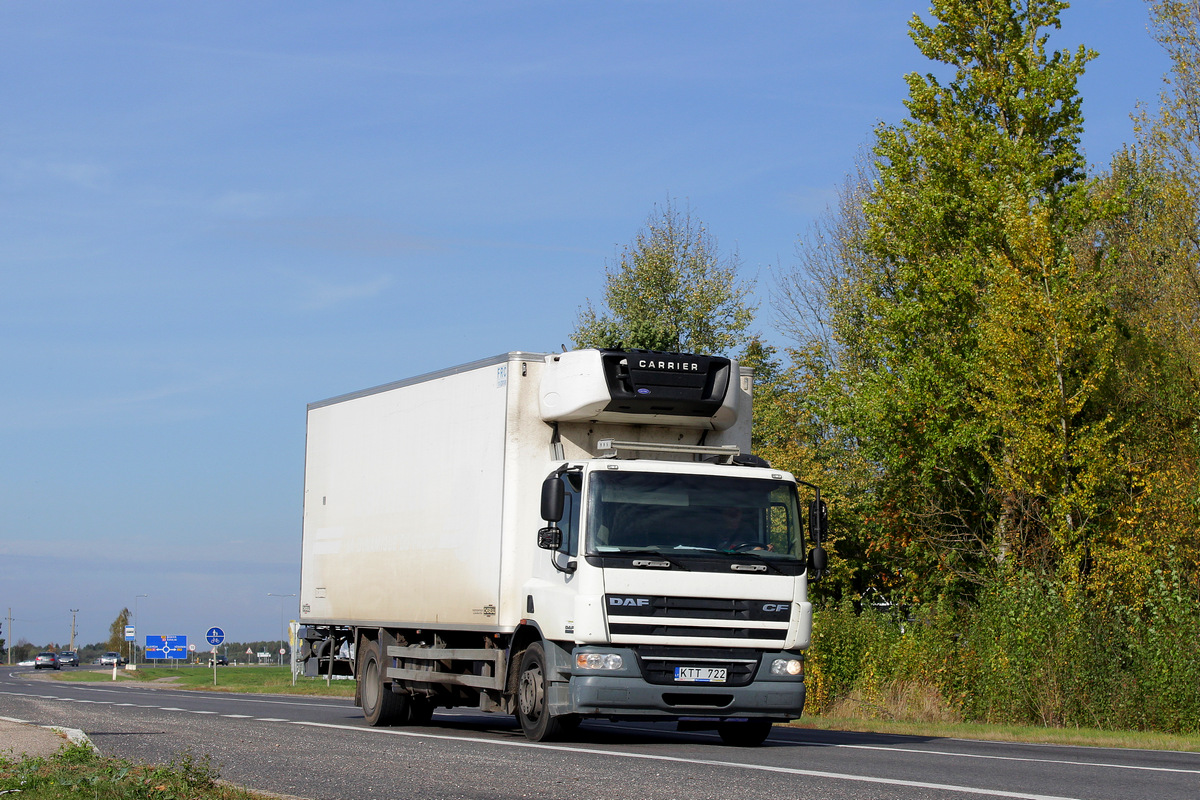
left=299, top=349, right=827, bottom=745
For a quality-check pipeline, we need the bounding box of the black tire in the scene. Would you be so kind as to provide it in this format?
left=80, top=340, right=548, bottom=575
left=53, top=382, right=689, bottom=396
left=407, top=696, right=435, bottom=725
left=717, top=719, right=774, bottom=747
left=516, top=641, right=569, bottom=742
left=359, top=639, right=405, bottom=727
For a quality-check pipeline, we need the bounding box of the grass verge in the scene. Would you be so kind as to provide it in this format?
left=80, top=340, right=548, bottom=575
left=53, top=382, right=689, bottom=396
left=0, top=742, right=274, bottom=799
left=52, top=665, right=356, bottom=698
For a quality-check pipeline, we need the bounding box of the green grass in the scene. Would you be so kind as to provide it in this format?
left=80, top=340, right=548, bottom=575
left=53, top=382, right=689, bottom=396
left=52, top=665, right=356, bottom=698
left=793, top=714, right=1200, bottom=753
left=0, top=742, right=274, bottom=799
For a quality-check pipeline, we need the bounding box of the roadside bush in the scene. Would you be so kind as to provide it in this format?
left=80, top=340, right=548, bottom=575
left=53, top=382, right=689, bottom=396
left=805, top=567, right=1200, bottom=734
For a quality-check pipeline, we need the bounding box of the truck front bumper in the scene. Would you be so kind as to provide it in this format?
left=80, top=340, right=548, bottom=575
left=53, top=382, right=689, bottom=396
left=557, top=646, right=806, bottom=720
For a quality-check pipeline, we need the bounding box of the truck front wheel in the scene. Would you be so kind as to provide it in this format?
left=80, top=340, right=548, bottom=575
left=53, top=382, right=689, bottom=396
left=359, top=639, right=405, bottom=727
left=516, top=641, right=574, bottom=741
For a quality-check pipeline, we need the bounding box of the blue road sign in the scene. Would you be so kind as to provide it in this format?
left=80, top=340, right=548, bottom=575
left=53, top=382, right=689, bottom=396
left=206, top=627, right=225, bottom=646
left=145, top=634, right=188, bottom=660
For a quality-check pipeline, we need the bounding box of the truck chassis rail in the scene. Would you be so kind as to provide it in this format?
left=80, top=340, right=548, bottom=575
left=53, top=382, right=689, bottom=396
left=384, top=645, right=508, bottom=691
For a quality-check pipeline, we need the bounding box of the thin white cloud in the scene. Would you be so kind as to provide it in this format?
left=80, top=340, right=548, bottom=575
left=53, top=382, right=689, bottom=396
left=0, top=373, right=232, bottom=432
left=44, top=160, right=113, bottom=190
left=4, top=158, right=113, bottom=192
left=211, top=190, right=303, bottom=219
left=219, top=217, right=444, bottom=257
left=291, top=272, right=392, bottom=311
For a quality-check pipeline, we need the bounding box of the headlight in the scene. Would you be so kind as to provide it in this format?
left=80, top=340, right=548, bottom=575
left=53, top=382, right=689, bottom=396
left=770, top=658, right=803, bottom=676
left=576, top=653, right=624, bottom=670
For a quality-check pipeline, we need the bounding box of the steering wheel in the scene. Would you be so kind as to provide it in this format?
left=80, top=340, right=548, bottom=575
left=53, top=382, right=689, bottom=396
left=727, top=541, right=764, bottom=552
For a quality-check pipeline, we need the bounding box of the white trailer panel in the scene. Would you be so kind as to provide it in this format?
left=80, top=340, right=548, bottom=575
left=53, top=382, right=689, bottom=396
left=301, top=354, right=545, bottom=629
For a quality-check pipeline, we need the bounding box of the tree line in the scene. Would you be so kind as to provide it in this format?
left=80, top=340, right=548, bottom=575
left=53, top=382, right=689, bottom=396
left=573, top=0, right=1200, bottom=732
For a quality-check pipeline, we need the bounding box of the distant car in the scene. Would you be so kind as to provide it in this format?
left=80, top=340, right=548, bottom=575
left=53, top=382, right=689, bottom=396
left=58, top=650, right=79, bottom=667
left=98, top=651, right=126, bottom=666
left=209, top=654, right=229, bottom=666
left=34, top=652, right=61, bottom=670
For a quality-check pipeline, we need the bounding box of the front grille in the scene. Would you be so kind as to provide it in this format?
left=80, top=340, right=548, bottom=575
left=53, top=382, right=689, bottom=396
left=609, top=623, right=788, bottom=641
left=605, top=593, right=791, bottom=644
left=605, top=594, right=792, bottom=622
left=636, top=645, right=760, bottom=687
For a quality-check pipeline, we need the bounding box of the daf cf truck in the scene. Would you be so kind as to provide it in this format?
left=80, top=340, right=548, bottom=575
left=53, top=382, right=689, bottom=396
left=298, top=348, right=827, bottom=745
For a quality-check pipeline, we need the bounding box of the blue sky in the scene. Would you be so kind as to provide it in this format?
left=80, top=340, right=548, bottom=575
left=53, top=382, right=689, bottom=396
left=0, top=1, right=1170, bottom=649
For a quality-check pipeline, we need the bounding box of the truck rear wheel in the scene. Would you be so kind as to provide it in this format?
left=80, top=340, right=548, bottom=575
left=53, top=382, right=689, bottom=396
left=516, top=641, right=573, bottom=742
left=360, top=639, right=405, bottom=727
left=717, top=718, right=773, bottom=747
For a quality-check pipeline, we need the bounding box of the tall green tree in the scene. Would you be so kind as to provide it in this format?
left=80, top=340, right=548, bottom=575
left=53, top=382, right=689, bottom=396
left=1078, top=0, right=1200, bottom=604
left=106, top=608, right=131, bottom=653
left=784, top=0, right=1115, bottom=600
left=1083, top=149, right=1200, bottom=603
left=572, top=198, right=756, bottom=356
left=1133, top=0, right=1200, bottom=396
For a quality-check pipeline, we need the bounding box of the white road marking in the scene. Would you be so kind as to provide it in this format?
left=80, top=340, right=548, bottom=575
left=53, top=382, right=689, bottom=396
left=288, top=719, right=1084, bottom=800
left=802, top=742, right=1200, bottom=776
left=5, top=687, right=1196, bottom=795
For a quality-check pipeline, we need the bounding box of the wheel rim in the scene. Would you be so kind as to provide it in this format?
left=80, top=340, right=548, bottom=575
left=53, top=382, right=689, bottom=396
left=519, top=664, right=545, bottom=722
left=362, top=657, right=380, bottom=712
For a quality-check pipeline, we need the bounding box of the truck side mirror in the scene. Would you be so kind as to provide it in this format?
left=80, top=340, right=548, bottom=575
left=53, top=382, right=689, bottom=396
left=541, top=474, right=564, bottom=523
left=807, top=496, right=828, bottom=579
left=808, top=498, right=828, bottom=544
left=537, top=526, right=563, bottom=550
left=808, top=545, right=828, bottom=578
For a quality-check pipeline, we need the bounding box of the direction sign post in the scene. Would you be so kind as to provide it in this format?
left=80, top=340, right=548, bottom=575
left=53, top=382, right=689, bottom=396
left=145, top=635, right=188, bottom=668
left=206, top=627, right=225, bottom=685
left=124, top=626, right=136, bottom=667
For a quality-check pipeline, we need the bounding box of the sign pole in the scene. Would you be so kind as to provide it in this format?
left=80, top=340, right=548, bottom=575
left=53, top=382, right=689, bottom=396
left=205, top=627, right=225, bottom=686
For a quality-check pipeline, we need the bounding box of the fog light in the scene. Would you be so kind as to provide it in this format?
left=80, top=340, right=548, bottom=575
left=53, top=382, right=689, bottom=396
left=576, top=653, right=623, bottom=670
left=771, top=658, right=803, bottom=676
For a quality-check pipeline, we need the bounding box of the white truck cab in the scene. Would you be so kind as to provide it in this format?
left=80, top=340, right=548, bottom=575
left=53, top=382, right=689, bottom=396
left=299, top=349, right=827, bottom=745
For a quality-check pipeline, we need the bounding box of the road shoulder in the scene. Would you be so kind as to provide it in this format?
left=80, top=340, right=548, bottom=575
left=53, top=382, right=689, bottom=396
left=0, top=716, right=95, bottom=760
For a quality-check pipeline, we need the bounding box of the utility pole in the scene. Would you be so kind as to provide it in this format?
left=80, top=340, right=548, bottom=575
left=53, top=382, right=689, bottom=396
left=70, top=609, right=79, bottom=651
left=267, top=593, right=296, bottom=666
left=6, top=608, right=12, bottom=666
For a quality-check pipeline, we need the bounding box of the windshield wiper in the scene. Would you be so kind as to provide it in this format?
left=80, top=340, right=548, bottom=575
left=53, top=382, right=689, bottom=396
left=594, top=549, right=690, bottom=570
left=722, top=551, right=785, bottom=574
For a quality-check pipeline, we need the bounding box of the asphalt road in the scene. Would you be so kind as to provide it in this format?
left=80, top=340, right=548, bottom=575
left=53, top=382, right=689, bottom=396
left=2, top=667, right=1197, bottom=800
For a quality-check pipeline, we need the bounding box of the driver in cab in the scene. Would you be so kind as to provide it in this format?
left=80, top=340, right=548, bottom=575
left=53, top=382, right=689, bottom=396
left=716, top=506, right=772, bottom=551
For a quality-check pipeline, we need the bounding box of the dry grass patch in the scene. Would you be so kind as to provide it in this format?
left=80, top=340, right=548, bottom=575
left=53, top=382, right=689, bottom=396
left=824, top=679, right=962, bottom=724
